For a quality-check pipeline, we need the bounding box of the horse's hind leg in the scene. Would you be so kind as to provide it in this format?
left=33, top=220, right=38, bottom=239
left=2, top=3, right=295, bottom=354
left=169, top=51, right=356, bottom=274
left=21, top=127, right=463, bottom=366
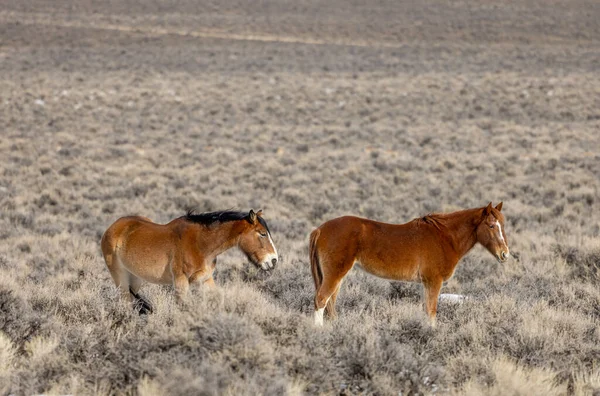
left=104, top=254, right=132, bottom=302
left=325, top=282, right=343, bottom=319
left=102, top=246, right=151, bottom=314
left=129, top=274, right=153, bottom=314
left=314, top=258, right=353, bottom=326
left=128, top=273, right=143, bottom=295
left=315, top=277, right=342, bottom=325
left=102, top=227, right=132, bottom=302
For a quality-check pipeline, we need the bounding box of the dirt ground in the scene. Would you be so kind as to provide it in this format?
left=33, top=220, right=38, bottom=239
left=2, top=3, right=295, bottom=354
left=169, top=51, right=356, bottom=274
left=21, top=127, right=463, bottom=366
left=1, top=1, right=599, bottom=394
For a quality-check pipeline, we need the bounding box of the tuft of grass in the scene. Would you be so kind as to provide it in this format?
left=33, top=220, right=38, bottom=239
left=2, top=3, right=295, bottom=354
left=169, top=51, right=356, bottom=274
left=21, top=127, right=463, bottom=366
left=460, top=357, right=561, bottom=396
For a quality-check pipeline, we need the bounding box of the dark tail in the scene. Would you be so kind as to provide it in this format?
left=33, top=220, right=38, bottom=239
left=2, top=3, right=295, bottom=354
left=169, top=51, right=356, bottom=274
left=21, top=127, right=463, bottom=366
left=310, top=228, right=337, bottom=317
left=309, top=228, right=322, bottom=293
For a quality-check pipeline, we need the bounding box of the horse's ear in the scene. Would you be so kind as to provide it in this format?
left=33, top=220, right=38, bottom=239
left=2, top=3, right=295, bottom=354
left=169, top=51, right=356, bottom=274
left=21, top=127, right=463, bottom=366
left=248, top=209, right=257, bottom=224
left=256, top=209, right=263, bottom=218
left=495, top=202, right=503, bottom=212
left=484, top=202, right=493, bottom=215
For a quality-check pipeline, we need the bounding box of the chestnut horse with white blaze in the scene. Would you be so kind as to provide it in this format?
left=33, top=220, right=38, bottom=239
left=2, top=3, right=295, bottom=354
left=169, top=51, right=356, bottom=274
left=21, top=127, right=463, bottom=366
left=310, top=203, right=509, bottom=326
left=101, top=209, right=278, bottom=313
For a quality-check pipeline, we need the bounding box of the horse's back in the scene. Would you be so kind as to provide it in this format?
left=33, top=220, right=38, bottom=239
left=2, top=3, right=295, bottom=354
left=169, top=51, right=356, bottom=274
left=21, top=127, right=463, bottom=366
left=316, top=215, right=364, bottom=231
left=101, top=216, right=155, bottom=253
left=314, top=215, right=367, bottom=242
left=315, top=215, right=414, bottom=241
left=313, top=216, right=377, bottom=262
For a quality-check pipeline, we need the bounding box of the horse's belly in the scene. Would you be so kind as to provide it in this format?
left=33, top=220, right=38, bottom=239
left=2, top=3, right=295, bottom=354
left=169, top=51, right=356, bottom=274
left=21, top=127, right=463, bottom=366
left=119, top=251, right=173, bottom=285
left=130, top=262, right=172, bottom=284
left=355, top=259, right=421, bottom=282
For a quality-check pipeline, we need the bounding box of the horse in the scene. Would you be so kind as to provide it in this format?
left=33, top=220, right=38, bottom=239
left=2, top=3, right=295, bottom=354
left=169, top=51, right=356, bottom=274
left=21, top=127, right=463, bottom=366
left=309, top=202, right=509, bottom=327
left=101, top=209, right=278, bottom=313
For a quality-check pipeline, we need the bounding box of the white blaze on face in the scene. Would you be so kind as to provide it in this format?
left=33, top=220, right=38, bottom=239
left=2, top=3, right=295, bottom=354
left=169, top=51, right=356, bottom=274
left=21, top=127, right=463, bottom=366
left=268, top=232, right=278, bottom=258
left=263, top=232, right=279, bottom=269
left=495, top=221, right=505, bottom=243
left=314, top=308, right=324, bottom=326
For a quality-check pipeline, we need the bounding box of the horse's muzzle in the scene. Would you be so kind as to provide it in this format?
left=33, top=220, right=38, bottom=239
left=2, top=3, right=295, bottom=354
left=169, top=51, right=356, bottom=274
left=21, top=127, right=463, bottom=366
left=498, top=250, right=510, bottom=262
left=258, top=254, right=278, bottom=271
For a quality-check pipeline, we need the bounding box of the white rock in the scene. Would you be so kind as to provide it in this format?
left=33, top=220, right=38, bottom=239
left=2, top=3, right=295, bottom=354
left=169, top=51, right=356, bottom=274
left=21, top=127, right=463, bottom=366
left=438, top=293, right=468, bottom=304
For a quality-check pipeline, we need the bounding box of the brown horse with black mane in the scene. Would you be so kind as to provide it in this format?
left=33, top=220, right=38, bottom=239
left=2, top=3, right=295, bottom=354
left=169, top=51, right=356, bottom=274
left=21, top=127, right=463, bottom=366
left=310, top=203, right=509, bottom=326
left=101, top=209, right=278, bottom=313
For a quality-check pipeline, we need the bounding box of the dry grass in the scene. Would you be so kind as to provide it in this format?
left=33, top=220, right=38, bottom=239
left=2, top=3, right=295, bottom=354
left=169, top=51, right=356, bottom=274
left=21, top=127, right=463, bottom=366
left=1, top=0, right=600, bottom=394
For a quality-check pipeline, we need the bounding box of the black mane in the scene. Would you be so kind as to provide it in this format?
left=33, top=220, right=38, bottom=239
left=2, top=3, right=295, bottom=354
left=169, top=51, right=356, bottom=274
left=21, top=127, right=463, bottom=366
left=185, top=209, right=248, bottom=225
left=184, top=209, right=271, bottom=233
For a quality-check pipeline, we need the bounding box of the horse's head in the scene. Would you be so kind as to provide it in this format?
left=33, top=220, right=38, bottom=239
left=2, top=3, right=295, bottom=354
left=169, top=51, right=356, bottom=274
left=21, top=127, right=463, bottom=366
left=476, top=202, right=510, bottom=263
left=238, top=209, right=279, bottom=271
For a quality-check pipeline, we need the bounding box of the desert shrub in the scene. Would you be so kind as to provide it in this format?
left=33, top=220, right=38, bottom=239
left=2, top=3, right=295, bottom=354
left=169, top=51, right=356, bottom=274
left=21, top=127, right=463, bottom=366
left=0, top=283, right=45, bottom=349
left=460, top=357, right=562, bottom=396
left=554, top=244, right=600, bottom=282
left=2, top=4, right=600, bottom=393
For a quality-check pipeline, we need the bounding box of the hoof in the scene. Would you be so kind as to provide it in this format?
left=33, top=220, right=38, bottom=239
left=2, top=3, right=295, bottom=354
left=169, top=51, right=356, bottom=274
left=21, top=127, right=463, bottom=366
left=133, top=297, right=154, bottom=315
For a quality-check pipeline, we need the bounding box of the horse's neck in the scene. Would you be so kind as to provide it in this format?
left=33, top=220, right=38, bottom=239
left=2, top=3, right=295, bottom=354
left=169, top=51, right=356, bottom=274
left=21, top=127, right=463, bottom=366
left=197, top=221, right=243, bottom=258
left=440, top=208, right=483, bottom=258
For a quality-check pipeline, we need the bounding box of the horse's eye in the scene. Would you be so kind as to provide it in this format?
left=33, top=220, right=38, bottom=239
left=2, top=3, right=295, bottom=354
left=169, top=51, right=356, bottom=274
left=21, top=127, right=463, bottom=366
left=259, top=232, right=267, bottom=238
left=490, top=225, right=494, bottom=229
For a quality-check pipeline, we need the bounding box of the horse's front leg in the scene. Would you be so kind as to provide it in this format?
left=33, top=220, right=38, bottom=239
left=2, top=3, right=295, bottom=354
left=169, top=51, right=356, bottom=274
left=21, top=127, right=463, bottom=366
left=173, top=273, right=190, bottom=303
left=423, top=277, right=443, bottom=327
left=204, top=257, right=217, bottom=287
left=189, top=258, right=217, bottom=288
left=189, top=270, right=216, bottom=287
left=202, top=276, right=216, bottom=288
